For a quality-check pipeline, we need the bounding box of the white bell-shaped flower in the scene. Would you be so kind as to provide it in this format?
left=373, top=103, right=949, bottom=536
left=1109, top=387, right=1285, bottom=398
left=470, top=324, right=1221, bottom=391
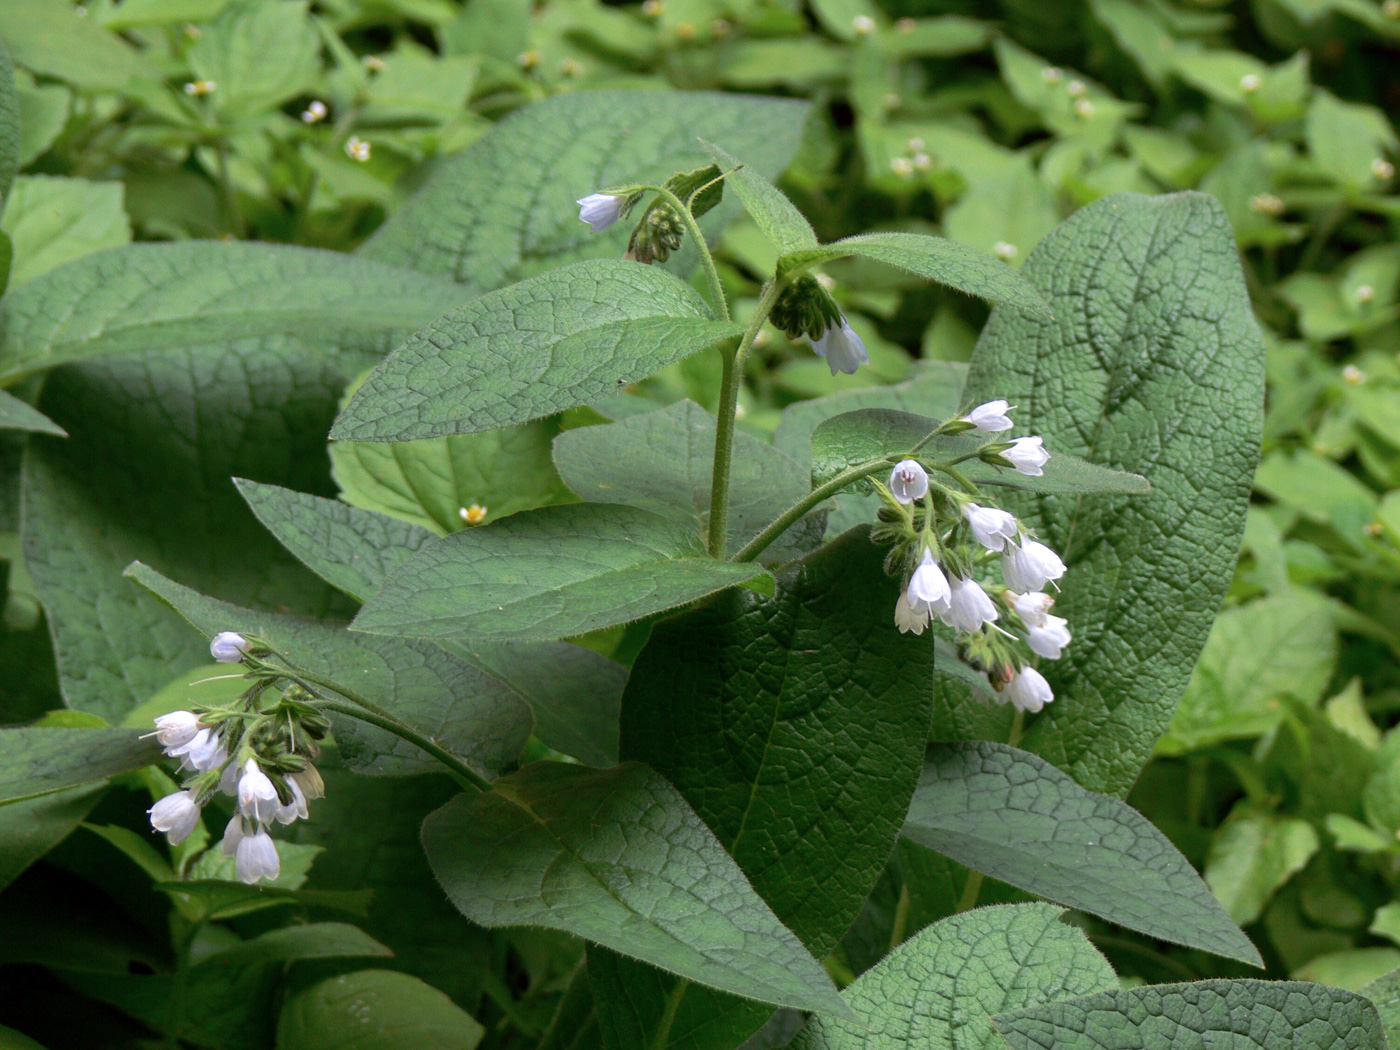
left=576, top=192, right=624, bottom=232
left=1004, top=436, right=1050, bottom=476
left=237, top=758, right=280, bottom=824
left=274, top=779, right=309, bottom=825
left=908, top=550, right=951, bottom=613
left=894, top=591, right=929, bottom=635
left=153, top=710, right=201, bottom=750
left=1005, top=665, right=1054, bottom=713
left=1008, top=591, right=1054, bottom=628
left=964, top=400, right=1013, bottom=433
left=941, top=576, right=998, bottom=633
left=812, top=319, right=868, bottom=376
left=210, top=631, right=249, bottom=663
left=1002, top=539, right=1066, bottom=592
left=221, top=815, right=246, bottom=856
left=170, top=727, right=224, bottom=773
left=149, top=790, right=202, bottom=845
left=235, top=828, right=281, bottom=884
left=292, top=765, right=325, bottom=802
left=888, top=460, right=929, bottom=505
left=1026, top=614, right=1071, bottom=659
left=219, top=758, right=240, bottom=796
left=962, top=503, right=1018, bottom=552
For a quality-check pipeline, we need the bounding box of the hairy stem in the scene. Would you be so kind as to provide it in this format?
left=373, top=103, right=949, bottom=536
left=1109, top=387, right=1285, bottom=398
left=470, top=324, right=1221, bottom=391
left=650, top=185, right=728, bottom=321
left=310, top=696, right=489, bottom=793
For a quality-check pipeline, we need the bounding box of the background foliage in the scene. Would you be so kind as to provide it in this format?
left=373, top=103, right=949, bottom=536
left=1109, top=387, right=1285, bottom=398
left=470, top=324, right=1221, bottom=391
left=2, top=0, right=1400, bottom=1046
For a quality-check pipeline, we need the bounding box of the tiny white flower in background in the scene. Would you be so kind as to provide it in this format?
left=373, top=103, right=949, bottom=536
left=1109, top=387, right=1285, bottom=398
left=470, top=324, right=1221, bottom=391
left=1002, top=538, right=1066, bottom=592
left=894, top=591, right=929, bottom=635
left=890, top=156, right=914, bottom=178
left=908, top=550, right=951, bottom=613
left=1239, top=73, right=1261, bottom=93
left=1004, top=435, right=1050, bottom=476
left=993, top=241, right=1017, bottom=261
left=812, top=319, right=868, bottom=376
left=235, top=828, right=281, bottom=884
left=912, top=152, right=932, bottom=171
left=1074, top=99, right=1095, bottom=119
left=149, top=790, right=202, bottom=845
left=1042, top=66, right=1063, bottom=83
left=906, top=136, right=925, bottom=153
left=1373, top=157, right=1395, bottom=180
left=815, top=272, right=836, bottom=291
left=1343, top=364, right=1367, bottom=386
left=152, top=710, right=201, bottom=750
left=963, top=503, right=1018, bottom=552
left=895, top=17, right=915, bottom=33
left=576, top=192, right=624, bottom=232
left=1009, top=590, right=1054, bottom=628
left=221, top=815, right=246, bottom=856
left=274, top=779, right=309, bottom=825
left=1004, top=666, right=1053, bottom=713
left=301, top=100, right=328, bottom=123
left=1355, top=284, right=1376, bottom=304
left=964, top=399, right=1013, bottom=433
left=210, top=631, right=249, bottom=663
left=237, top=758, right=280, bottom=824
left=888, top=459, right=929, bottom=504
left=941, top=576, right=998, bottom=633
left=1027, top=614, right=1072, bottom=659
left=345, top=136, right=371, bottom=161
left=1066, top=79, right=1086, bottom=98
left=852, top=14, right=875, bottom=34
left=362, top=54, right=385, bottom=73
left=884, top=92, right=902, bottom=110
left=183, top=79, right=216, bottom=96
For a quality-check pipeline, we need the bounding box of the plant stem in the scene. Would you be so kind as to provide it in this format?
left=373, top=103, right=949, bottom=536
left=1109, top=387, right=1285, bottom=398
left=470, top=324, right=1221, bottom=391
left=278, top=665, right=398, bottom=725
left=708, top=279, right=783, bottom=556
left=731, top=453, right=897, bottom=563
left=889, top=882, right=911, bottom=951
left=313, top=697, right=489, bottom=793
left=650, top=185, right=729, bottom=321
left=649, top=979, right=690, bottom=1050
left=955, top=871, right=983, bottom=913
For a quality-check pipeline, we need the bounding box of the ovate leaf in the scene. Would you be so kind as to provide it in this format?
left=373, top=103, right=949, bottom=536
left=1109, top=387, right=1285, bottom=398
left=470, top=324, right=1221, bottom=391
left=331, top=261, right=740, bottom=443
left=960, top=191, right=1265, bottom=796
left=0, top=728, right=159, bottom=804
left=700, top=140, right=817, bottom=256
left=188, top=0, right=321, bottom=119
left=995, top=980, right=1387, bottom=1050
left=1, top=175, right=131, bottom=287
left=903, top=742, right=1260, bottom=966
left=0, top=0, right=136, bottom=90
left=791, top=903, right=1117, bottom=1050
left=276, top=970, right=485, bottom=1050
left=0, top=785, right=105, bottom=892
left=125, top=563, right=533, bottom=780
left=0, top=242, right=464, bottom=383
left=0, top=389, right=64, bottom=435
left=361, top=90, right=809, bottom=291
left=351, top=504, right=771, bottom=642
left=420, top=761, right=850, bottom=1018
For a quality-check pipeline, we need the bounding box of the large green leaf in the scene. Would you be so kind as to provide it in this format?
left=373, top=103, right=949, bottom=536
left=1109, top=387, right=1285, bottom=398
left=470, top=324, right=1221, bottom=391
left=360, top=90, right=809, bottom=291
left=791, top=903, right=1117, bottom=1050
left=700, top=140, right=817, bottom=256
left=1360, top=966, right=1400, bottom=1049
left=0, top=242, right=463, bottom=383
left=276, top=970, right=485, bottom=1050
left=902, top=742, right=1261, bottom=966
left=21, top=338, right=368, bottom=720
left=0, top=784, right=105, bottom=893
left=0, top=389, right=63, bottom=435
left=0, top=728, right=158, bottom=804
left=808, top=408, right=1150, bottom=495
left=235, top=480, right=625, bottom=767
left=351, top=504, right=771, bottom=642
left=331, top=261, right=740, bottom=443
left=420, top=760, right=851, bottom=1018
left=778, top=233, right=1052, bottom=317
left=126, top=562, right=533, bottom=780
left=0, top=0, right=136, bottom=90
left=994, top=980, right=1387, bottom=1050
left=0, top=40, right=18, bottom=211
left=552, top=400, right=815, bottom=561
left=1, top=175, right=131, bottom=287
left=959, top=191, right=1265, bottom=796
left=187, top=0, right=321, bottom=120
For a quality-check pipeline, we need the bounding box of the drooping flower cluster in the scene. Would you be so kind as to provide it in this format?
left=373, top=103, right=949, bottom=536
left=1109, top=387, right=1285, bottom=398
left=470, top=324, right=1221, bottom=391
left=875, top=401, right=1070, bottom=714
left=147, top=632, right=329, bottom=884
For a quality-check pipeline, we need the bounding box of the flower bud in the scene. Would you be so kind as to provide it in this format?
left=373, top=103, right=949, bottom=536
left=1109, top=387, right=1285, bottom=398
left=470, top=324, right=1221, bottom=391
left=812, top=319, right=868, bottom=376
left=210, top=631, right=249, bottom=663
left=964, top=400, right=1013, bottom=433
left=576, top=192, right=625, bottom=232
left=1004, top=436, right=1050, bottom=476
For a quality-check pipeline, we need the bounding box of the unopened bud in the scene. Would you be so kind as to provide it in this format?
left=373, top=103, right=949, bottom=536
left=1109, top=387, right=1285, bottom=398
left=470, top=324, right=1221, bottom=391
left=1240, top=73, right=1261, bottom=93
left=1249, top=193, right=1285, bottom=216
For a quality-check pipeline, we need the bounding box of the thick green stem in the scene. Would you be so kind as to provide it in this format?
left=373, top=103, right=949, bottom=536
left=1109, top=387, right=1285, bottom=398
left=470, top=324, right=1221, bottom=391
left=313, top=697, right=489, bottom=793
left=649, top=980, right=690, bottom=1050
left=955, top=871, right=983, bottom=913
left=731, top=453, right=897, bottom=563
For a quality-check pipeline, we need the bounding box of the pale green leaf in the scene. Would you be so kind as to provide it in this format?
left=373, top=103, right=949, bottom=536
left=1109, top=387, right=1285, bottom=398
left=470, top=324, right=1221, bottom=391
left=1306, top=90, right=1399, bottom=187
left=0, top=41, right=17, bottom=211
left=1, top=175, right=131, bottom=287
left=0, top=0, right=137, bottom=90
left=1204, top=805, right=1320, bottom=926
left=1361, top=965, right=1400, bottom=1048
left=0, top=389, right=64, bottom=435
left=188, top=0, right=322, bottom=118
left=700, top=140, right=817, bottom=256
left=276, top=970, right=485, bottom=1050
left=0, top=784, right=105, bottom=892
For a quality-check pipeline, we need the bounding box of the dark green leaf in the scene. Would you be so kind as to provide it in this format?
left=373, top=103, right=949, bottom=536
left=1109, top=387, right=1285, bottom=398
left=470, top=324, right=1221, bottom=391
left=125, top=562, right=533, bottom=780
left=1360, top=966, right=1400, bottom=1049
left=360, top=90, right=809, bottom=291
left=791, top=903, right=1117, bottom=1050
left=960, top=191, right=1264, bottom=796
left=700, top=140, right=818, bottom=256
left=276, top=969, right=485, bottom=1050
left=779, top=232, right=1052, bottom=317
left=351, top=504, right=772, bottom=642
left=331, top=262, right=740, bottom=443
left=0, top=727, right=159, bottom=804
left=995, top=980, right=1387, bottom=1050
left=0, top=389, right=64, bottom=435
left=664, top=165, right=725, bottom=220
left=421, top=760, right=851, bottom=1018
left=902, top=742, right=1261, bottom=966
left=0, top=784, right=104, bottom=892
left=0, top=242, right=463, bottom=383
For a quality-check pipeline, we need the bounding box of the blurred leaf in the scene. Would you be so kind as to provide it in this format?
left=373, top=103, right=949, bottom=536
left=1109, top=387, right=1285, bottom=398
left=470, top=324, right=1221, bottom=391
left=1306, top=90, right=1399, bottom=187
left=0, top=389, right=64, bottom=436
left=1, top=176, right=130, bottom=287
left=1204, top=805, right=1320, bottom=926
left=0, top=784, right=104, bottom=892
left=0, top=728, right=159, bottom=804
left=0, top=41, right=17, bottom=211
left=0, top=0, right=136, bottom=89
left=188, top=0, right=322, bottom=118
left=277, top=970, right=485, bottom=1050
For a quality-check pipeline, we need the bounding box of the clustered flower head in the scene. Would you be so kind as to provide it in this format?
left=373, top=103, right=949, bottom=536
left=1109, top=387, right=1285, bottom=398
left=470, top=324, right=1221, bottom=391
left=872, top=401, right=1070, bottom=714
left=769, top=274, right=869, bottom=376
left=146, top=632, right=330, bottom=884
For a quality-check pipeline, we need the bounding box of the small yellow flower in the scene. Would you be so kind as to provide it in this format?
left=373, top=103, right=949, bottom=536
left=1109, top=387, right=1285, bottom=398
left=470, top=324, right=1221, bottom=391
left=345, top=136, right=371, bottom=162
left=518, top=49, right=542, bottom=69
left=1342, top=364, right=1367, bottom=385
left=1249, top=193, right=1285, bottom=216
left=460, top=505, right=488, bottom=525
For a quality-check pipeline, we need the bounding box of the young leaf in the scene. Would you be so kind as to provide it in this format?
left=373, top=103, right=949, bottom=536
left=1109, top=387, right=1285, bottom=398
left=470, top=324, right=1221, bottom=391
left=552, top=400, right=817, bottom=561
left=0, top=389, right=64, bottom=435
left=276, top=970, right=486, bottom=1050
left=959, top=191, right=1265, bottom=797
left=187, top=0, right=321, bottom=119
left=235, top=480, right=625, bottom=768
left=0, top=242, right=464, bottom=383
left=360, top=90, right=810, bottom=292
left=125, top=562, right=534, bottom=780
left=420, top=760, right=851, bottom=1018
left=790, top=903, right=1117, bottom=1050
left=699, top=140, right=818, bottom=256
left=331, top=260, right=742, bottom=443
left=350, top=504, right=772, bottom=642
left=778, top=232, right=1052, bottom=317
left=995, top=980, right=1387, bottom=1050
left=621, top=528, right=936, bottom=956
left=0, top=728, right=159, bottom=804
left=902, top=741, right=1262, bottom=966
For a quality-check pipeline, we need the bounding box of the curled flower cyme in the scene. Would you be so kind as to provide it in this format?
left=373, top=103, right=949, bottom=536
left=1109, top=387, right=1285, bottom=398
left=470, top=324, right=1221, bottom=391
left=1004, top=435, right=1050, bottom=476
left=811, top=319, right=868, bottom=376
left=1002, top=538, right=1066, bottom=592
left=149, top=790, right=202, bottom=845
left=236, top=828, right=281, bottom=884
left=964, top=400, right=1013, bottom=433
left=1027, top=614, right=1071, bottom=659
left=942, top=575, right=998, bottom=633
left=962, top=503, right=1018, bottom=552
left=1004, top=665, right=1054, bottom=713
left=888, top=459, right=929, bottom=504
left=577, top=192, right=624, bottom=232
left=210, top=631, right=249, bottom=663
